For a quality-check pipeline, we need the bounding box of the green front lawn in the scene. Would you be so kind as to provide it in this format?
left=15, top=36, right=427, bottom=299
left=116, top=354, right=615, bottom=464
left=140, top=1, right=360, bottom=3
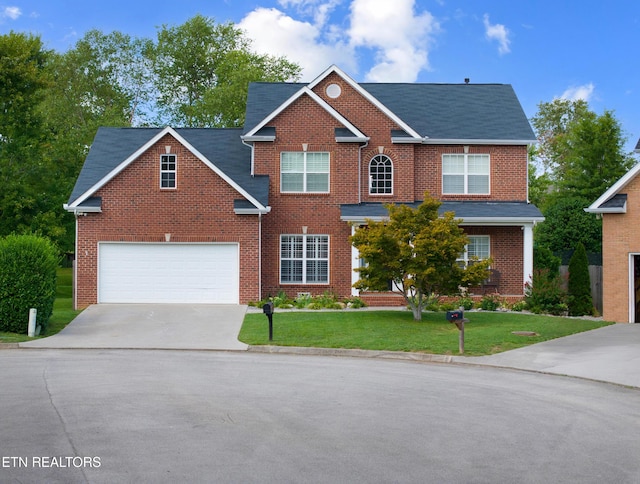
left=239, top=310, right=613, bottom=356
left=0, top=267, right=81, bottom=343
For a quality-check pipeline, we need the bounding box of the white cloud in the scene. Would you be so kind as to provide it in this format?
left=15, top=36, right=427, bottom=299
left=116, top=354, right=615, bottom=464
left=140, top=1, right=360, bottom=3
left=238, top=6, right=355, bottom=81
left=483, top=14, right=510, bottom=55
left=560, top=83, right=595, bottom=102
left=239, top=0, right=440, bottom=83
left=348, top=0, right=439, bottom=82
left=1, top=6, right=21, bottom=20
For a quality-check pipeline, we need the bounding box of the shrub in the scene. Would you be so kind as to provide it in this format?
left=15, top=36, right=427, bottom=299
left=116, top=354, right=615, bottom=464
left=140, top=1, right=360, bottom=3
left=511, top=300, right=528, bottom=312
left=480, top=294, right=501, bottom=311
left=0, top=234, right=59, bottom=333
left=455, top=296, right=474, bottom=311
left=343, top=296, right=367, bottom=308
left=567, top=242, right=594, bottom=316
left=525, top=268, right=567, bottom=315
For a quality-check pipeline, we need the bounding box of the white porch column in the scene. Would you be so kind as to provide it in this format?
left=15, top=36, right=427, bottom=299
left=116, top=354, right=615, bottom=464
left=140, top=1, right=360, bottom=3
left=523, top=223, right=534, bottom=289
left=351, top=225, right=360, bottom=296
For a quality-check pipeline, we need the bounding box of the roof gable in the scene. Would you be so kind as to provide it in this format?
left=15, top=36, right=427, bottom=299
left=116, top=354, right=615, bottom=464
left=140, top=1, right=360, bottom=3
left=243, top=65, right=420, bottom=141
left=243, top=66, right=534, bottom=143
left=66, top=127, right=269, bottom=213
left=242, top=84, right=368, bottom=141
left=586, top=162, right=640, bottom=213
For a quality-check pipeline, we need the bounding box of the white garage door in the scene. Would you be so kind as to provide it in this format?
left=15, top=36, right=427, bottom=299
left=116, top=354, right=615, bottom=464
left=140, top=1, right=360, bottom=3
left=98, top=243, right=239, bottom=304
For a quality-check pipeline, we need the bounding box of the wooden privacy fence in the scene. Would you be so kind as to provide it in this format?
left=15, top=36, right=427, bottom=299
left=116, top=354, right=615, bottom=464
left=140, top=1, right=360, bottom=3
left=559, top=265, right=603, bottom=315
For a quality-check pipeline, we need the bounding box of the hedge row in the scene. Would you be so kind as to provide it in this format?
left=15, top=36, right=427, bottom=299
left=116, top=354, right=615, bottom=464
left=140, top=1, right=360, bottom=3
left=0, top=234, right=58, bottom=333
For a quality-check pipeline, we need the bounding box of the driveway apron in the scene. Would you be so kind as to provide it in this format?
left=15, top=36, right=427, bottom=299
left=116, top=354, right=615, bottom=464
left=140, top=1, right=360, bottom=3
left=19, top=304, right=249, bottom=351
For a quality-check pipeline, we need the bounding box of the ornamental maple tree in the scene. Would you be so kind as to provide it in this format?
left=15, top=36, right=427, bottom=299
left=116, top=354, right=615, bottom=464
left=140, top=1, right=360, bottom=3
left=350, top=192, right=490, bottom=321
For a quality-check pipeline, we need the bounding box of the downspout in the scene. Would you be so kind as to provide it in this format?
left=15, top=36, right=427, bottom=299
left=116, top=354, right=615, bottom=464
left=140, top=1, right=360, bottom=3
left=242, top=138, right=255, bottom=176
left=73, top=212, right=79, bottom=310
left=358, top=141, right=369, bottom=204
left=258, top=212, right=263, bottom=302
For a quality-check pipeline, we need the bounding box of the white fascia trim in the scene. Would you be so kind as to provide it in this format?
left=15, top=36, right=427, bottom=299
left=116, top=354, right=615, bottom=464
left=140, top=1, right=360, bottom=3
left=234, top=207, right=271, bottom=215
left=63, top=203, right=101, bottom=214
left=341, top=215, right=545, bottom=225
left=392, top=137, right=423, bottom=144
left=336, top=137, right=370, bottom=143
left=308, top=65, right=422, bottom=140
left=245, top=86, right=367, bottom=140
left=421, top=138, right=536, bottom=146
left=68, top=126, right=268, bottom=213
left=459, top=217, right=545, bottom=226
left=584, top=206, right=626, bottom=214
left=241, top=135, right=276, bottom=142
left=587, top=162, right=640, bottom=211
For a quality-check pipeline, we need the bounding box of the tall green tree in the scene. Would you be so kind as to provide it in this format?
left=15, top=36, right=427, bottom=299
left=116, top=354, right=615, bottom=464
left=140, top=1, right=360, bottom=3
left=567, top=242, right=593, bottom=316
left=530, top=99, right=636, bottom=255
left=560, top=110, right=636, bottom=203
left=149, top=14, right=301, bottom=127
left=350, top=193, right=490, bottom=320
left=37, top=30, right=147, bottom=251
left=0, top=32, right=51, bottom=241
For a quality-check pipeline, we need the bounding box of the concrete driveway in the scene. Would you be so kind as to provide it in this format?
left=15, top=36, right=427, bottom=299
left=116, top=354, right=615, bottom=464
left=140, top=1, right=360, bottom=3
left=19, top=304, right=249, bottom=351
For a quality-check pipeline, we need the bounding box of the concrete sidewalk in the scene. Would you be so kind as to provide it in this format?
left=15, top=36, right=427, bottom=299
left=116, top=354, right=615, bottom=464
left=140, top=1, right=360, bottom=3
left=19, top=304, right=248, bottom=351
left=453, top=323, right=640, bottom=388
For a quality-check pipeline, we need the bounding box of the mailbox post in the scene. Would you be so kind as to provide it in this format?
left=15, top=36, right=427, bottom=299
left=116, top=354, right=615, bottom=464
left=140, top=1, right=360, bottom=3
left=263, top=302, right=274, bottom=341
left=446, top=307, right=469, bottom=354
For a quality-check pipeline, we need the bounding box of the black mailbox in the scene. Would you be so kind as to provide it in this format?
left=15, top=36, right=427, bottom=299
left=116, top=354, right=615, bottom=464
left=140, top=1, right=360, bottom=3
left=263, top=302, right=274, bottom=315
left=263, top=302, right=274, bottom=341
left=446, top=310, right=464, bottom=322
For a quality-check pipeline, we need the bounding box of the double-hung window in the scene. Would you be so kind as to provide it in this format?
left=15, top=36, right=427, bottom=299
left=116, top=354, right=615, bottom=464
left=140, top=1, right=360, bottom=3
left=161, top=154, right=177, bottom=189
left=281, top=152, right=329, bottom=193
left=280, top=235, right=329, bottom=283
left=442, top=154, right=489, bottom=194
left=457, top=235, right=490, bottom=267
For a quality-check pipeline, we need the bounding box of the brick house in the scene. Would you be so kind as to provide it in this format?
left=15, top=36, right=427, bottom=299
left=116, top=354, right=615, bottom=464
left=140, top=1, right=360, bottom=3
left=65, top=65, right=542, bottom=309
left=586, top=137, right=640, bottom=322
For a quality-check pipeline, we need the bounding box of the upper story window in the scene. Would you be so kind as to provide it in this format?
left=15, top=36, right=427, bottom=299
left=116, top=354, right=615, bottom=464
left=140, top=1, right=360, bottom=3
left=280, top=234, right=329, bottom=284
left=442, top=154, right=489, bottom=195
left=281, top=152, right=329, bottom=193
left=160, top=154, right=177, bottom=189
left=369, top=154, right=393, bottom=194
left=457, top=235, right=490, bottom=267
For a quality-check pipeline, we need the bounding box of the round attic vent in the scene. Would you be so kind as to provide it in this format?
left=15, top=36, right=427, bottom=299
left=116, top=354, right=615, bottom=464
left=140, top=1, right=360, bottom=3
left=326, top=83, right=341, bottom=98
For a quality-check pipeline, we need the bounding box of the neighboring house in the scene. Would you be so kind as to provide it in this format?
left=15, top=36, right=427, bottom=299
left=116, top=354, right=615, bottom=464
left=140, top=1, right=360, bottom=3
left=65, top=65, right=542, bottom=309
left=586, top=137, right=640, bottom=322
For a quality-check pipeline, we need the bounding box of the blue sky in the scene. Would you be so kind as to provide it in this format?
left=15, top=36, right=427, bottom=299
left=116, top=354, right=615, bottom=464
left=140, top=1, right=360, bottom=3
left=2, top=0, right=639, bottom=153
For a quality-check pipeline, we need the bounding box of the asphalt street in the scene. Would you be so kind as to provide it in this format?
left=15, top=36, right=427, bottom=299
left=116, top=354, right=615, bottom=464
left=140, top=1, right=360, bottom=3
left=1, top=349, right=640, bottom=483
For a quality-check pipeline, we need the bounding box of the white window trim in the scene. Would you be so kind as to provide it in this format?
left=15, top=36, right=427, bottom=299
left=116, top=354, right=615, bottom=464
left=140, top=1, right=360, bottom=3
left=458, top=235, right=491, bottom=267
left=280, top=234, right=330, bottom=284
left=160, top=154, right=177, bottom=190
left=442, top=153, right=490, bottom=195
left=280, top=152, right=330, bottom=194
left=369, top=154, right=393, bottom=195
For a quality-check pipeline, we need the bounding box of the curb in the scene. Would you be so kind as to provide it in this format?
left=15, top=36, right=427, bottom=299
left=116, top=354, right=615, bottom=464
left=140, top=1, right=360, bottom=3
left=0, top=343, right=20, bottom=349
left=247, top=345, right=453, bottom=363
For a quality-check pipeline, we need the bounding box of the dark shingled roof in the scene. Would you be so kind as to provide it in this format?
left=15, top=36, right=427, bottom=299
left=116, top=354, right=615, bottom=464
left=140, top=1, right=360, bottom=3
left=599, top=193, right=627, bottom=210
left=340, top=201, right=543, bottom=221
left=244, top=82, right=535, bottom=141
left=68, top=127, right=269, bottom=208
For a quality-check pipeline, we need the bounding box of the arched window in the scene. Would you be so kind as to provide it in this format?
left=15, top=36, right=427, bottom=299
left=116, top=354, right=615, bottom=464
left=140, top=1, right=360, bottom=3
left=369, top=154, right=393, bottom=194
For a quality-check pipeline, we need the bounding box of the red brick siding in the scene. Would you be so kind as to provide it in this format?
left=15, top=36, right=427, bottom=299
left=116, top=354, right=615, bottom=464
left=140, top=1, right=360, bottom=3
left=75, top=134, right=260, bottom=309
left=600, top=174, right=640, bottom=322
left=250, top=80, right=529, bottom=302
